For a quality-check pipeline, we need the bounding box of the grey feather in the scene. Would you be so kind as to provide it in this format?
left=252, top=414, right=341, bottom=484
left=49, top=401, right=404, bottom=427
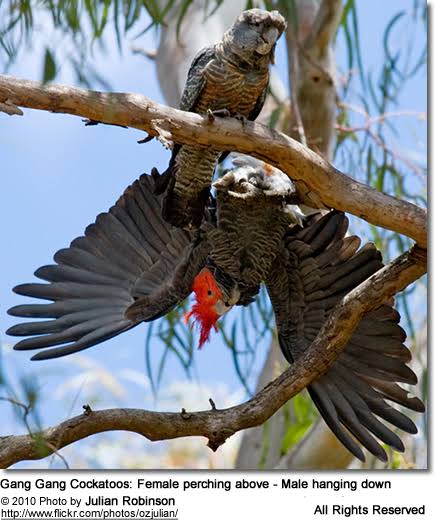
left=179, top=46, right=216, bottom=112
left=267, top=210, right=422, bottom=461
left=7, top=174, right=207, bottom=358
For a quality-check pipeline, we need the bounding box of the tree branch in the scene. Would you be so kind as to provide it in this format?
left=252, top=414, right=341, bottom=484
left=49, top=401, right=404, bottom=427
left=0, top=74, right=426, bottom=247
left=0, top=245, right=426, bottom=468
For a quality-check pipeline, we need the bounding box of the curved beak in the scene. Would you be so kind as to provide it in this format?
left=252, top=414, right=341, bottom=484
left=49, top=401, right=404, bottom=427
left=256, top=27, right=280, bottom=55
left=214, top=300, right=233, bottom=316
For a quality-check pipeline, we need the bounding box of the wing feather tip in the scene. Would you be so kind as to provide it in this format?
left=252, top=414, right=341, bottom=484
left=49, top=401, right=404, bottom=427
left=375, top=447, right=388, bottom=463
left=6, top=324, right=27, bottom=336
left=31, top=351, right=55, bottom=361
left=7, top=305, right=23, bottom=317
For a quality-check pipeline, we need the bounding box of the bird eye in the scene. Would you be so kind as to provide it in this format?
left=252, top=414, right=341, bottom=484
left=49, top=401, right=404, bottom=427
left=207, top=290, right=212, bottom=296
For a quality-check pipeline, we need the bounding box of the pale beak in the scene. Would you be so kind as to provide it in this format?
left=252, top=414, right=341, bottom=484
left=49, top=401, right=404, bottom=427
left=214, top=300, right=233, bottom=316
left=256, top=27, right=280, bottom=55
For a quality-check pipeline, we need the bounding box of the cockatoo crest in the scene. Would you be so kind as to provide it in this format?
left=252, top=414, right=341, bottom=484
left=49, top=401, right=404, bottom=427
left=184, top=268, right=223, bottom=348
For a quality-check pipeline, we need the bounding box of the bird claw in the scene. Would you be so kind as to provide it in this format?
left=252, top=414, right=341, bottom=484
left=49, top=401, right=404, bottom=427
left=137, top=133, right=154, bottom=144
left=207, top=108, right=231, bottom=122
left=234, top=113, right=248, bottom=126
left=82, top=118, right=99, bottom=126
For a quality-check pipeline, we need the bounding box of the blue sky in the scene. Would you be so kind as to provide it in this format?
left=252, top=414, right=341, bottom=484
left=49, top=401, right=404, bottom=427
left=0, top=1, right=426, bottom=464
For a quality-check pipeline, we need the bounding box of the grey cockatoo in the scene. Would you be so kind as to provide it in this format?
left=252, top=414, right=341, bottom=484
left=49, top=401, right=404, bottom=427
left=7, top=160, right=424, bottom=463
left=153, top=8, right=287, bottom=228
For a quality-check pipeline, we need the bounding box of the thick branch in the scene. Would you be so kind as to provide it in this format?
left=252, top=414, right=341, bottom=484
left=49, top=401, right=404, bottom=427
left=0, top=75, right=426, bottom=247
left=0, top=246, right=426, bottom=468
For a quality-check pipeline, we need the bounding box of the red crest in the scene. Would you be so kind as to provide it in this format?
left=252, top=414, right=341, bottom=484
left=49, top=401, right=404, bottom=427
left=184, top=268, right=223, bottom=348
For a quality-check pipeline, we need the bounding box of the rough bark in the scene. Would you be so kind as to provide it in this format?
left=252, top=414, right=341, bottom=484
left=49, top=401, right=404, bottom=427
left=0, top=74, right=427, bottom=247
left=0, top=246, right=426, bottom=468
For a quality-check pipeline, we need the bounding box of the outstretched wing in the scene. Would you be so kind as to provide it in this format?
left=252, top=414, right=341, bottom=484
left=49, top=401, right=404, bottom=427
left=7, top=174, right=209, bottom=360
left=266, top=211, right=424, bottom=462
left=247, top=84, right=268, bottom=122
left=179, top=45, right=216, bottom=112
left=152, top=45, right=217, bottom=198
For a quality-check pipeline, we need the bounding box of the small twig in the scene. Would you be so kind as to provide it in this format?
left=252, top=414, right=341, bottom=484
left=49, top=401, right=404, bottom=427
left=131, top=46, right=157, bottom=60
left=45, top=441, right=70, bottom=469
left=0, top=99, right=23, bottom=115
left=336, top=119, right=425, bottom=178
left=82, top=118, right=128, bottom=129
left=83, top=118, right=100, bottom=126
left=367, top=129, right=425, bottom=178
left=336, top=103, right=426, bottom=178
left=180, top=408, right=192, bottom=420
left=82, top=404, right=92, bottom=416
left=209, top=398, right=217, bottom=411
left=339, top=102, right=426, bottom=122
left=1, top=396, right=69, bottom=469
left=0, top=396, right=32, bottom=433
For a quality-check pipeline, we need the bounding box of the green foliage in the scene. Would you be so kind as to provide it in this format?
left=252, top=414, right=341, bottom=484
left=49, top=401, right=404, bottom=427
left=144, top=300, right=195, bottom=397
left=0, top=344, right=44, bottom=436
left=42, top=47, right=56, bottom=81
left=335, top=1, right=427, bottom=354
left=0, top=0, right=231, bottom=84
left=280, top=391, right=316, bottom=454
left=219, top=287, right=274, bottom=395
left=258, top=392, right=317, bottom=467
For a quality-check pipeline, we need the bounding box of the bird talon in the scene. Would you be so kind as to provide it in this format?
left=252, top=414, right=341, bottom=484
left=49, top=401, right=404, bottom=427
left=234, top=113, right=248, bottom=126
left=137, top=133, right=154, bottom=144
left=207, top=108, right=231, bottom=123
left=207, top=109, right=216, bottom=122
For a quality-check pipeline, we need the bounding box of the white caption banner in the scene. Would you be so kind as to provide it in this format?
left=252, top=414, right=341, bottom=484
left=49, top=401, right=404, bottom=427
left=0, top=473, right=432, bottom=520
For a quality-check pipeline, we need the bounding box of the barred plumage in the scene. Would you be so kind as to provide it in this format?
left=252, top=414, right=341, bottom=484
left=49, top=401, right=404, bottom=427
left=7, top=161, right=424, bottom=463
left=156, top=9, right=286, bottom=228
